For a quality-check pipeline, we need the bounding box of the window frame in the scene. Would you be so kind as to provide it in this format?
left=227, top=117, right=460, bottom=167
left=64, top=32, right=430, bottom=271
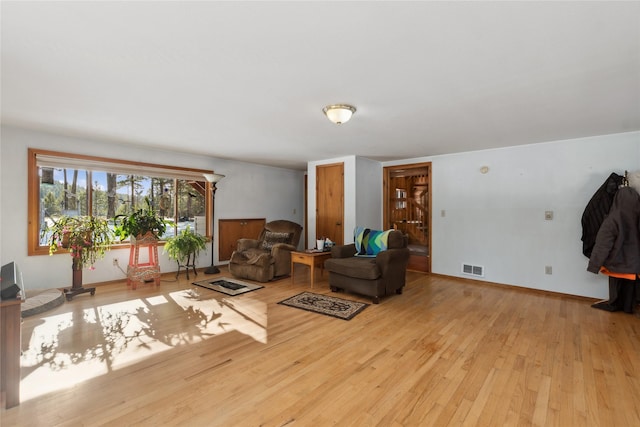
left=28, top=148, right=213, bottom=256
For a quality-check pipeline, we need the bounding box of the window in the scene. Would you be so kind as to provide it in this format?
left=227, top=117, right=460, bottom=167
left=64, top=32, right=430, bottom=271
left=28, top=148, right=212, bottom=255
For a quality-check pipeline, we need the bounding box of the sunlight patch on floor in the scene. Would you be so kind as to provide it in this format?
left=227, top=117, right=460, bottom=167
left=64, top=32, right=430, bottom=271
left=20, top=286, right=267, bottom=401
left=145, top=295, right=170, bottom=306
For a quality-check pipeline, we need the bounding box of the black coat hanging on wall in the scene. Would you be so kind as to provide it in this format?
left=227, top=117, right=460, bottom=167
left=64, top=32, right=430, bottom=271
left=580, top=172, right=623, bottom=258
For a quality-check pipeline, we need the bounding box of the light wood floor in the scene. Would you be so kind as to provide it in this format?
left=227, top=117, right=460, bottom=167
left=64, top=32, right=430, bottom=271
left=2, top=267, right=639, bottom=426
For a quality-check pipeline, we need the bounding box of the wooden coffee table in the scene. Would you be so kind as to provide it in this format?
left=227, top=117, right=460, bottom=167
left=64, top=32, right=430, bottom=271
left=290, top=251, right=332, bottom=288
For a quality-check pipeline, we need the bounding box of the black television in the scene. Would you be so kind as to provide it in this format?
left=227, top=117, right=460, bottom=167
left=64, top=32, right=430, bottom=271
left=1, top=262, right=23, bottom=300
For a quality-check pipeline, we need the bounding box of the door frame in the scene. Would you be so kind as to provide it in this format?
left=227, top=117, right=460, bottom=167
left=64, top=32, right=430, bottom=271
left=304, top=173, right=308, bottom=250
left=383, top=162, right=432, bottom=273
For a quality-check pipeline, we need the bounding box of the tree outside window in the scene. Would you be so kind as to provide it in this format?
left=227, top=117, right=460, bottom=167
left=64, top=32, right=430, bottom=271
left=30, top=149, right=212, bottom=254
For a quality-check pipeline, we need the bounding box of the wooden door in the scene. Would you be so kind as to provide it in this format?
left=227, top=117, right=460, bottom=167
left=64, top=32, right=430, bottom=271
left=316, top=163, right=344, bottom=245
left=218, top=218, right=266, bottom=261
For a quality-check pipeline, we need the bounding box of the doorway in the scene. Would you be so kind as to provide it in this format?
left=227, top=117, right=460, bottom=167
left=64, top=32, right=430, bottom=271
left=316, top=163, right=344, bottom=245
left=383, top=163, right=431, bottom=272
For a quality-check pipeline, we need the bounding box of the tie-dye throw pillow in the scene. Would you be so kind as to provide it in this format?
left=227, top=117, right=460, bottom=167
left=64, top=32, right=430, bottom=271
left=354, top=227, right=391, bottom=257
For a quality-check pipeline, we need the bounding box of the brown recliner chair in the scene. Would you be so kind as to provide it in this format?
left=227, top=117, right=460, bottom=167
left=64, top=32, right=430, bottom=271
left=228, top=220, right=302, bottom=282
left=324, top=230, right=410, bottom=303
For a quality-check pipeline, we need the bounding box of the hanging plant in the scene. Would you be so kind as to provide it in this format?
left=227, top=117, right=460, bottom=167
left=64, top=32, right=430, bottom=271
left=42, top=215, right=115, bottom=270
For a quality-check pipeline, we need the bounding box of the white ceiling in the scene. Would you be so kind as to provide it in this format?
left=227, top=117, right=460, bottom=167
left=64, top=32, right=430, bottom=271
left=2, top=1, right=639, bottom=170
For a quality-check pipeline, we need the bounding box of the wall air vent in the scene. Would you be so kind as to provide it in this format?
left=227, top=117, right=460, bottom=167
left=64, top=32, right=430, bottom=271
left=462, top=263, right=484, bottom=277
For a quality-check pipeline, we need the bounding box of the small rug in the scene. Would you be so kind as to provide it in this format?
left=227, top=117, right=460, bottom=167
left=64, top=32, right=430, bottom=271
left=278, top=292, right=368, bottom=320
left=21, top=289, right=65, bottom=318
left=192, top=278, right=263, bottom=296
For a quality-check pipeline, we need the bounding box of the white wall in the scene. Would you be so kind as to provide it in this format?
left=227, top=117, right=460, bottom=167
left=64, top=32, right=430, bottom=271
left=355, top=156, right=383, bottom=230
left=0, top=125, right=304, bottom=291
left=5, top=125, right=637, bottom=299
left=384, top=131, right=640, bottom=298
left=307, top=156, right=355, bottom=247
left=307, top=155, right=382, bottom=246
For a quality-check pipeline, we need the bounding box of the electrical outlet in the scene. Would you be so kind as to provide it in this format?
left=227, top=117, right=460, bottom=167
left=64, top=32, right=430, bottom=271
left=113, top=258, right=119, bottom=266
left=545, top=265, right=552, bottom=275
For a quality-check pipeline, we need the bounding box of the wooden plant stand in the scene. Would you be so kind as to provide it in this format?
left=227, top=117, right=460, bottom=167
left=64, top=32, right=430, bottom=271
left=60, top=237, right=96, bottom=300
left=63, top=261, right=96, bottom=300
left=127, top=233, right=161, bottom=290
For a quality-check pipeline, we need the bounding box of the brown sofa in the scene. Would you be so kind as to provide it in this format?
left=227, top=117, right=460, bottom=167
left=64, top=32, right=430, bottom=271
left=324, top=230, right=410, bottom=303
left=228, top=220, right=302, bottom=282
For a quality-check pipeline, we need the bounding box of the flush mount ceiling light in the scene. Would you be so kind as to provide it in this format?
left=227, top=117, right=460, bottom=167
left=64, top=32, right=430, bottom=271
left=323, top=104, right=356, bottom=125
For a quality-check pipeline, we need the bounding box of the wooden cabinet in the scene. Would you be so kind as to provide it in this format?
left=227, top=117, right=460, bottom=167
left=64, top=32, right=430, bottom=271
left=1, top=297, right=24, bottom=408
left=218, top=218, right=266, bottom=261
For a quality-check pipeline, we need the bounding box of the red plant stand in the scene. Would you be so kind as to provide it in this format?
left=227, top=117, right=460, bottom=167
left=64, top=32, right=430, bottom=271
left=127, top=233, right=161, bottom=290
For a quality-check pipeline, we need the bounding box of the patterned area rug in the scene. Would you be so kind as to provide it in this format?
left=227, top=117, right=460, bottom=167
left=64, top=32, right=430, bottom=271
left=192, top=278, right=263, bottom=296
left=278, top=292, right=368, bottom=320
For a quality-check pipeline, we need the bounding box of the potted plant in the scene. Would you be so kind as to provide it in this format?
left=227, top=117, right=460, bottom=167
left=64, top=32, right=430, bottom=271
left=164, top=226, right=207, bottom=279
left=42, top=215, right=115, bottom=299
left=113, top=197, right=170, bottom=242
left=113, top=197, right=173, bottom=289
